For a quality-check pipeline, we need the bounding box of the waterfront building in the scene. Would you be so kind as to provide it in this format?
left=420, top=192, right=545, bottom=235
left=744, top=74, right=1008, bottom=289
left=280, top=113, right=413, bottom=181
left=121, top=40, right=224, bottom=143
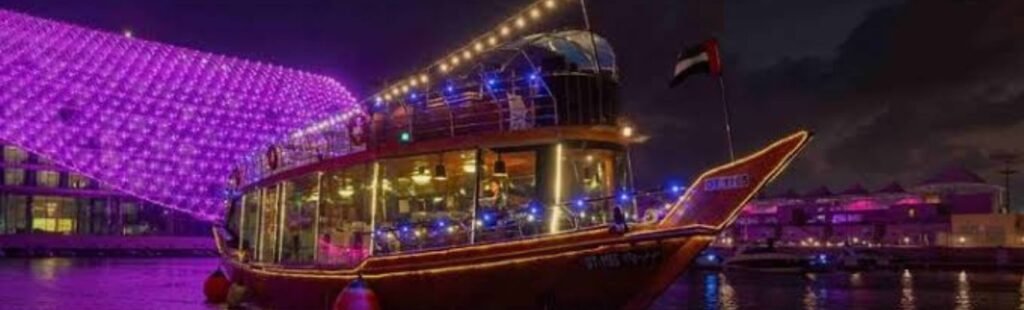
left=725, top=167, right=1009, bottom=247
left=0, top=143, right=209, bottom=236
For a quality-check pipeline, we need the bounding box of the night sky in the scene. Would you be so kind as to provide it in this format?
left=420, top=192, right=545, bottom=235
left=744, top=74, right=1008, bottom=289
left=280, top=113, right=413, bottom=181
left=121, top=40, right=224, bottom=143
left=3, top=0, right=1022, bottom=210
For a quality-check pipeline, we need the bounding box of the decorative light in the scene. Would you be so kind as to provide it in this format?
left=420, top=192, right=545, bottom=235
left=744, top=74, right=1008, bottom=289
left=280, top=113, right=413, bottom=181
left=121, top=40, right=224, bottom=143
left=374, top=96, right=384, bottom=106
left=488, top=36, right=498, bottom=46
left=338, top=185, right=355, bottom=198
left=411, top=166, right=432, bottom=185
left=621, top=126, right=635, bottom=138
left=515, top=17, right=526, bottom=29
left=544, top=0, right=556, bottom=9
left=450, top=56, right=461, bottom=66
left=462, top=50, right=473, bottom=60
left=500, top=26, right=511, bottom=36
left=433, top=163, right=448, bottom=181
left=399, top=131, right=412, bottom=143
left=474, top=42, right=484, bottom=52
left=439, top=63, right=450, bottom=73
left=401, top=85, right=410, bottom=93
left=409, top=78, right=419, bottom=87
left=530, top=8, right=541, bottom=19
left=419, top=74, right=429, bottom=84
left=384, top=94, right=393, bottom=101
left=391, top=88, right=400, bottom=96
left=0, top=10, right=361, bottom=221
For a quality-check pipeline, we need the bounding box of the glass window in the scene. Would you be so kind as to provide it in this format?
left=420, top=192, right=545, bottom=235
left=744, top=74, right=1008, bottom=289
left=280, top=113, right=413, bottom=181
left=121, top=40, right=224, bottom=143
left=562, top=146, right=630, bottom=227
left=3, top=146, right=27, bottom=164
left=258, top=186, right=281, bottom=263
left=4, top=169, right=25, bottom=186
left=476, top=148, right=543, bottom=241
left=280, top=174, right=319, bottom=265
left=318, top=164, right=373, bottom=267
left=37, top=170, right=60, bottom=188
left=241, top=190, right=262, bottom=257
left=374, top=150, right=478, bottom=255
left=69, top=174, right=89, bottom=189
left=3, top=195, right=28, bottom=234
left=31, top=196, right=75, bottom=234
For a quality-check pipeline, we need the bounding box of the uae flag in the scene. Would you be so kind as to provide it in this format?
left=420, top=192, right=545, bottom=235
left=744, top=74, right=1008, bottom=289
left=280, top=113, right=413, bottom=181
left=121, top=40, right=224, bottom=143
left=669, top=38, right=722, bottom=87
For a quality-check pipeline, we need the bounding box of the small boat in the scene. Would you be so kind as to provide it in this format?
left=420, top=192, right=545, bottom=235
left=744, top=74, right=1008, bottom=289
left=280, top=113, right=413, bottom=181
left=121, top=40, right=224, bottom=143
left=212, top=29, right=811, bottom=310
left=838, top=247, right=897, bottom=270
left=724, top=243, right=808, bottom=273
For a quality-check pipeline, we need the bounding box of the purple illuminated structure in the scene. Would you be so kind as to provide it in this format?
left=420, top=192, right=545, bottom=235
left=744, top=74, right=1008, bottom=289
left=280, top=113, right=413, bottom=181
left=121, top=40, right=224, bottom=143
left=0, top=10, right=362, bottom=220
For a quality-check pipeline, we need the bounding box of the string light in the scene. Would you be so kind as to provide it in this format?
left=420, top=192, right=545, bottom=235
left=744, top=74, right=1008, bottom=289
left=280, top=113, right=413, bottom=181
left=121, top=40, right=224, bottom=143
left=0, top=10, right=360, bottom=221
left=367, top=0, right=569, bottom=105
left=409, top=78, right=419, bottom=87
left=419, top=74, right=429, bottom=84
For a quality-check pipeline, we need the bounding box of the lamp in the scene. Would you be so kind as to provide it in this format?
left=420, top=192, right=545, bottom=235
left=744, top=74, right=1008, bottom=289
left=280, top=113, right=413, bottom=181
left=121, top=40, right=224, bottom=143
left=493, top=154, right=507, bottom=177
left=411, top=166, right=432, bottom=185
left=434, top=154, right=448, bottom=181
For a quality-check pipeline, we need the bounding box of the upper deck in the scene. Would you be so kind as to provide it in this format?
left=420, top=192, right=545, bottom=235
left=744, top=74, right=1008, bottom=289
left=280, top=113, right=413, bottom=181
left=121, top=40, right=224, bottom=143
left=234, top=31, right=626, bottom=188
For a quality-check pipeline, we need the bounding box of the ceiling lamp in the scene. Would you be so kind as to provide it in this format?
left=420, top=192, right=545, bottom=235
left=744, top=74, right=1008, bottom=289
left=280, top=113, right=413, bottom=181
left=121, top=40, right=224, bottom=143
left=412, top=166, right=432, bottom=185
left=493, top=154, right=508, bottom=177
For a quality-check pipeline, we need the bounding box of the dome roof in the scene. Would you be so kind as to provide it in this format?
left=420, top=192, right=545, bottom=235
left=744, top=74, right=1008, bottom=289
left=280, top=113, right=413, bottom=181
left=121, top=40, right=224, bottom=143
left=506, top=30, right=618, bottom=74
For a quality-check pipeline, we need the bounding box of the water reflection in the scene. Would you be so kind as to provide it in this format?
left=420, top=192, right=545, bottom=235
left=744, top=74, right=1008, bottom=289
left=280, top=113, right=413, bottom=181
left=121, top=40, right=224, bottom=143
left=900, top=269, right=915, bottom=310
left=655, top=270, right=1024, bottom=310
left=956, top=271, right=971, bottom=310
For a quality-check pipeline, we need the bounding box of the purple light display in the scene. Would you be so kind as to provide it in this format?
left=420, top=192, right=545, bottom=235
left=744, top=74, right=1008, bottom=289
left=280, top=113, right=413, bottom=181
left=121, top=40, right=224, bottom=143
left=0, top=10, right=362, bottom=220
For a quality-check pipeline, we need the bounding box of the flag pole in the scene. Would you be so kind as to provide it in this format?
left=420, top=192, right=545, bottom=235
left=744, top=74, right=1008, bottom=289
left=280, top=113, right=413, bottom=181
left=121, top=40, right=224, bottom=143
left=580, top=0, right=606, bottom=124
left=717, top=75, right=736, bottom=161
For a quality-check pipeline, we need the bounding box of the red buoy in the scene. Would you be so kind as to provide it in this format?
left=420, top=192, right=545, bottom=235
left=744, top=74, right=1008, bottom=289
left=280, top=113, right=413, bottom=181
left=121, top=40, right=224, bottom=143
left=333, top=276, right=380, bottom=310
left=203, top=269, right=231, bottom=303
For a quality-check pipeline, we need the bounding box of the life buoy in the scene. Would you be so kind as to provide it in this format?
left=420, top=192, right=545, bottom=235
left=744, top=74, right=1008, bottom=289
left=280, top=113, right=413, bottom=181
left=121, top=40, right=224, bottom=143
left=266, top=145, right=281, bottom=170
left=347, top=115, right=368, bottom=146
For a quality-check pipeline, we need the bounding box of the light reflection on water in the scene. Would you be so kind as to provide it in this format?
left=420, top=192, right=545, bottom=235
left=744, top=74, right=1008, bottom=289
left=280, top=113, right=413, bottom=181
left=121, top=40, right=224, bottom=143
left=2, top=258, right=1024, bottom=309
left=0, top=258, right=219, bottom=310
left=653, top=269, right=1024, bottom=310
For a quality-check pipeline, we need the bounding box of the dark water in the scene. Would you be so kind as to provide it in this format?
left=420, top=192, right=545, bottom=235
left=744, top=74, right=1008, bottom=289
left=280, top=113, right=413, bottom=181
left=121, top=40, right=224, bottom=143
left=2, top=258, right=1023, bottom=309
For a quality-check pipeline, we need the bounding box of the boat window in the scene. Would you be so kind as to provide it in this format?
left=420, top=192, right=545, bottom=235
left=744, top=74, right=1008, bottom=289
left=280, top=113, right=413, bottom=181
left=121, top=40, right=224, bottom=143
left=476, top=148, right=541, bottom=241
left=318, top=164, right=373, bottom=268
left=280, top=174, right=319, bottom=265
left=241, top=190, right=261, bottom=258
left=562, top=146, right=629, bottom=228
left=226, top=197, right=242, bottom=241
left=373, top=150, right=478, bottom=255
left=257, top=185, right=281, bottom=263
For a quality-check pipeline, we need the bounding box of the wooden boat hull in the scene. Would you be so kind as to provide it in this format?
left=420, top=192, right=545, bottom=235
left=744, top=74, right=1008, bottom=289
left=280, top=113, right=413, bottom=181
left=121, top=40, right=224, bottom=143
left=224, top=230, right=713, bottom=309
left=215, top=130, right=812, bottom=309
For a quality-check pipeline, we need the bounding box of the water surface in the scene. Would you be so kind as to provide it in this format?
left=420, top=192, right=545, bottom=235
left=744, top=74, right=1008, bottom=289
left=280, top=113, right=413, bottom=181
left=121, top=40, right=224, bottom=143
left=2, top=258, right=1023, bottom=309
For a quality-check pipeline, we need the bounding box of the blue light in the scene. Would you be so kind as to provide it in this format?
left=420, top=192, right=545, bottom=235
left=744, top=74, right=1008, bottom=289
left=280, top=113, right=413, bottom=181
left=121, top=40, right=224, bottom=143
left=705, top=254, right=717, bottom=262
left=619, top=192, right=630, bottom=202
left=487, top=78, right=497, bottom=87
left=409, top=93, right=418, bottom=100
left=671, top=185, right=683, bottom=194
left=530, top=207, right=539, bottom=214
left=401, top=226, right=410, bottom=233
left=445, top=85, right=455, bottom=93
left=575, top=199, right=585, bottom=208
left=483, top=213, right=493, bottom=221
left=529, top=73, right=539, bottom=81
left=374, top=96, right=383, bottom=106
left=437, top=221, right=446, bottom=228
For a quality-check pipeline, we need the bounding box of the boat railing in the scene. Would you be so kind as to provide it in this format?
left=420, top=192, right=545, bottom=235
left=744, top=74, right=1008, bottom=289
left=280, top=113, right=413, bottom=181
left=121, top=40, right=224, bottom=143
left=370, top=76, right=560, bottom=146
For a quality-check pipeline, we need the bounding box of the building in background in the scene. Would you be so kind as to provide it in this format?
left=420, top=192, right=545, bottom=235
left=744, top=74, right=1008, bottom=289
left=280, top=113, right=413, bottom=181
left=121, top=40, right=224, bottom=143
left=0, top=143, right=209, bottom=236
left=724, top=167, right=1015, bottom=248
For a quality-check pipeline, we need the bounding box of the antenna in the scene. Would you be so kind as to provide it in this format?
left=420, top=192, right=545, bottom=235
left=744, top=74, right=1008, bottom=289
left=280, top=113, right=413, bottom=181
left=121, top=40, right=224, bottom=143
left=990, top=151, right=1020, bottom=214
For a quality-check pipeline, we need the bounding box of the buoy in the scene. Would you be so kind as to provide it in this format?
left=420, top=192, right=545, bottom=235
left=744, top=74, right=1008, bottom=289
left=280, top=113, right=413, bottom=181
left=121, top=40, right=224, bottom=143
left=333, top=276, right=380, bottom=310
left=203, top=269, right=231, bottom=303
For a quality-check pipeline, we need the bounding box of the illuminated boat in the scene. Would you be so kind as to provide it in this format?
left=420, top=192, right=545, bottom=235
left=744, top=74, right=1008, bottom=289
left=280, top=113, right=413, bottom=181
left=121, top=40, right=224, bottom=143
left=212, top=29, right=810, bottom=309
